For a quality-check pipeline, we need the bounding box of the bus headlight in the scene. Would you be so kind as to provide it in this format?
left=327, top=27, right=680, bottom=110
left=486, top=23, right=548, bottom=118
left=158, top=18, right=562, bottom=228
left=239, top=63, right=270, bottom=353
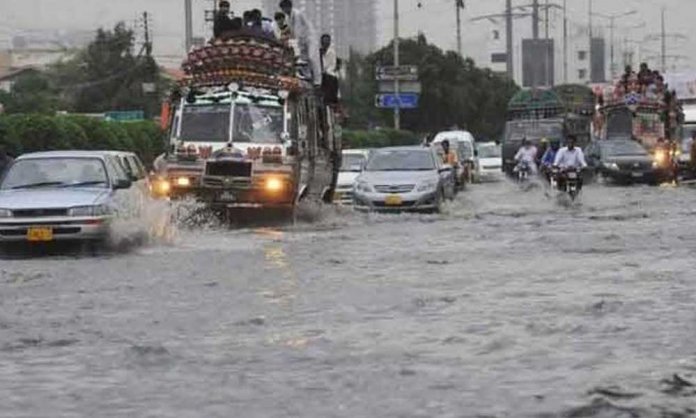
left=265, top=177, right=284, bottom=193
left=152, top=179, right=171, bottom=196
left=175, top=177, right=191, bottom=187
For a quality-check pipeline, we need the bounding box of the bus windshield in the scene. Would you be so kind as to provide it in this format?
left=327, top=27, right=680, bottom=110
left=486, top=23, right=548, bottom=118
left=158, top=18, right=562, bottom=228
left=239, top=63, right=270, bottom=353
left=232, top=103, right=284, bottom=144
left=179, top=104, right=231, bottom=142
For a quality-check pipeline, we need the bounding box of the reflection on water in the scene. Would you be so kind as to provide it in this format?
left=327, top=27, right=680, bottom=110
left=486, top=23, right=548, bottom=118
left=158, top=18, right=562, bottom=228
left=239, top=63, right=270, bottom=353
left=2, top=183, right=696, bottom=417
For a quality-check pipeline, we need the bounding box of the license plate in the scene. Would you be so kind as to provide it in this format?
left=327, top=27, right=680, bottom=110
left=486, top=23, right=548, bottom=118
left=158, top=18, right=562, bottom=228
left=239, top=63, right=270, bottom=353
left=567, top=172, right=577, bottom=179
left=27, top=227, right=53, bottom=242
left=632, top=172, right=643, bottom=178
left=219, top=191, right=236, bottom=202
left=384, top=195, right=403, bottom=206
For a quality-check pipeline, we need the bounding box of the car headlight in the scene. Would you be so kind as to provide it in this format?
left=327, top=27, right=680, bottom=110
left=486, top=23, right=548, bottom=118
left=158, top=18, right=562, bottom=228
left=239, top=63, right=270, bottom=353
left=68, top=205, right=110, bottom=217
left=417, top=180, right=438, bottom=192
left=604, top=162, right=619, bottom=171
left=355, top=181, right=373, bottom=193
left=0, top=209, right=12, bottom=218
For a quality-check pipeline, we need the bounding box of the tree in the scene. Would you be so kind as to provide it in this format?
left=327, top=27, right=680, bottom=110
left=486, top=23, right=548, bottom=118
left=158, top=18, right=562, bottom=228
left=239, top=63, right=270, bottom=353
left=0, top=71, right=64, bottom=114
left=341, top=36, right=519, bottom=140
left=51, top=22, right=167, bottom=117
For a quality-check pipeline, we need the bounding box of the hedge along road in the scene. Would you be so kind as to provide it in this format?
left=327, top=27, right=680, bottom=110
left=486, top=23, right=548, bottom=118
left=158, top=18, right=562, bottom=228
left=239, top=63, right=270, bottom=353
left=1, top=182, right=696, bottom=417
left=0, top=115, right=166, bottom=166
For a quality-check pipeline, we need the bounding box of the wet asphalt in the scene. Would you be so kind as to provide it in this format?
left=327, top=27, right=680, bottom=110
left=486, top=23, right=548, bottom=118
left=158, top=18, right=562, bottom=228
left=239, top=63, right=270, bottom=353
left=2, top=181, right=696, bottom=417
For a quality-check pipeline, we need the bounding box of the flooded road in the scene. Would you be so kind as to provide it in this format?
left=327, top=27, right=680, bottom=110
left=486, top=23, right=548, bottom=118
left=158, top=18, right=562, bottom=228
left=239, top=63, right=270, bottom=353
left=2, top=182, right=696, bottom=417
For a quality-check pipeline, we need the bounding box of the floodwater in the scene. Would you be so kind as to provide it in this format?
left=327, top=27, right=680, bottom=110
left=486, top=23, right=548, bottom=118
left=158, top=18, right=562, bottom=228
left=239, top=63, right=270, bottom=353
left=2, top=182, right=696, bottom=417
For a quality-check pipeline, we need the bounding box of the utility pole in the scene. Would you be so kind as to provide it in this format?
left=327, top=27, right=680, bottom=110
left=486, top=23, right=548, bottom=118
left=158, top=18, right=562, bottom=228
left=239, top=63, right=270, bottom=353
left=185, top=0, right=193, bottom=52
left=393, top=0, right=400, bottom=130
left=591, top=10, right=637, bottom=80
left=644, top=8, right=686, bottom=72
left=455, top=0, right=463, bottom=57
left=563, top=0, right=567, bottom=83
left=661, top=7, right=666, bottom=73
left=544, top=0, right=550, bottom=86
left=506, top=0, right=513, bottom=79
left=143, top=11, right=152, bottom=57
left=532, top=0, right=540, bottom=39
left=472, top=1, right=537, bottom=82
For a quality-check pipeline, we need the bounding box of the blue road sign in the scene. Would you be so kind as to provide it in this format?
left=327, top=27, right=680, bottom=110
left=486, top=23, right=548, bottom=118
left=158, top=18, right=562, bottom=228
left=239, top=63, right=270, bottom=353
left=375, top=93, right=420, bottom=109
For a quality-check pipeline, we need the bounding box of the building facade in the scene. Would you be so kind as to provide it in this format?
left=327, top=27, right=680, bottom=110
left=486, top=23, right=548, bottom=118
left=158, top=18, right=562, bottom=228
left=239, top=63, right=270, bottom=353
left=263, top=0, right=377, bottom=58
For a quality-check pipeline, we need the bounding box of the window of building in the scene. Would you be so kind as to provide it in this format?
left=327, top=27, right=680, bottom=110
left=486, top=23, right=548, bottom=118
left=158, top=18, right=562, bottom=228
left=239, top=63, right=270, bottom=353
left=578, top=69, right=587, bottom=80
left=578, top=51, right=588, bottom=61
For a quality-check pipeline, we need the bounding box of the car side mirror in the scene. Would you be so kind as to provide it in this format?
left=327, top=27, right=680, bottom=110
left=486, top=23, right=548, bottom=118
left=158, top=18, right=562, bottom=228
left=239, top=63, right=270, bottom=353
left=114, top=179, right=132, bottom=190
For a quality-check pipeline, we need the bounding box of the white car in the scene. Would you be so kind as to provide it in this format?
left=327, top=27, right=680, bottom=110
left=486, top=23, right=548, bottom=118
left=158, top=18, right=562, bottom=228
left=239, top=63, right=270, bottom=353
left=334, top=149, right=370, bottom=205
left=475, top=142, right=503, bottom=181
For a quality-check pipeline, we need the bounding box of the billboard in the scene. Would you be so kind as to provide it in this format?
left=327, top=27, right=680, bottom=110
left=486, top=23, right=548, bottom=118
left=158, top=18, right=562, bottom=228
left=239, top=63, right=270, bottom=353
left=664, top=72, right=696, bottom=102
left=590, top=38, right=606, bottom=83
left=522, top=39, right=554, bottom=87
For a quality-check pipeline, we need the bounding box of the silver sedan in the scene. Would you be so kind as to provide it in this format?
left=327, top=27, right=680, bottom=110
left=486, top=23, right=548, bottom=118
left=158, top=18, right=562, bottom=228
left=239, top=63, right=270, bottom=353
left=0, top=151, right=135, bottom=243
left=353, top=147, right=456, bottom=213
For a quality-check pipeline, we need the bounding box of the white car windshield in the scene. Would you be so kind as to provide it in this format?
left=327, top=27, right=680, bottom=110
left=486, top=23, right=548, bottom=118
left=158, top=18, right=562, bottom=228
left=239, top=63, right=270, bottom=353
left=366, top=150, right=435, bottom=171
left=478, top=144, right=501, bottom=158
left=341, top=154, right=367, bottom=172
left=1, top=158, right=109, bottom=190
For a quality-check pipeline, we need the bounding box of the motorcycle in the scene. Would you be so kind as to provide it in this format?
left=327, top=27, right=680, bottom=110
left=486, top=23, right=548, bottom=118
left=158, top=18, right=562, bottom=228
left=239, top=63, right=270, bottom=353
left=516, top=161, right=532, bottom=184
left=554, top=168, right=582, bottom=201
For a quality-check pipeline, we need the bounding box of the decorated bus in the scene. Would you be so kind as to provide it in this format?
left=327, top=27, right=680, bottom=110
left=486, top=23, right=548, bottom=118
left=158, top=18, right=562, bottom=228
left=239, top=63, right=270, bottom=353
left=155, top=33, right=342, bottom=217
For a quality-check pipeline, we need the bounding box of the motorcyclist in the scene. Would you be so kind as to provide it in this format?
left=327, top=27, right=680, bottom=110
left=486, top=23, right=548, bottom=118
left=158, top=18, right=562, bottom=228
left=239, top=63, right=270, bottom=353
left=440, top=139, right=461, bottom=187
left=553, top=135, right=587, bottom=190
left=537, top=137, right=549, bottom=166
left=654, top=137, right=676, bottom=182
left=514, top=138, right=538, bottom=175
left=540, top=140, right=560, bottom=182
left=441, top=139, right=459, bottom=166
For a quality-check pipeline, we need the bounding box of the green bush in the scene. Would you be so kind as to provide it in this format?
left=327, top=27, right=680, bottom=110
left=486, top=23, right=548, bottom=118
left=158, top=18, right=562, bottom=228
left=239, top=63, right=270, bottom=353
left=0, top=114, right=165, bottom=166
left=343, top=128, right=420, bottom=149
left=4, top=114, right=72, bottom=153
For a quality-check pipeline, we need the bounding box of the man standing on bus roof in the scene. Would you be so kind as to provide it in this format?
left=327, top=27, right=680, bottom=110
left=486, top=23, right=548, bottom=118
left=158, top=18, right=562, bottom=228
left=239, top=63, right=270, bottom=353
left=214, top=1, right=234, bottom=38
left=280, top=0, right=321, bottom=85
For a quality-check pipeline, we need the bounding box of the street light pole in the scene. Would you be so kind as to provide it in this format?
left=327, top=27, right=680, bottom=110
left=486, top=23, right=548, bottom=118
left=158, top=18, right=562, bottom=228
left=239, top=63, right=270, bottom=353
left=393, top=0, right=400, bottom=130
left=185, top=0, right=193, bottom=52
left=506, top=0, right=513, bottom=79
left=592, top=10, right=637, bottom=80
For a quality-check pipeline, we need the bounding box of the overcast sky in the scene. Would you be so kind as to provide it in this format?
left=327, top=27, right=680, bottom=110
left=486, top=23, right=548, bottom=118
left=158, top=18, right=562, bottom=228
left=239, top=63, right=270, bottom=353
left=1, top=0, right=693, bottom=71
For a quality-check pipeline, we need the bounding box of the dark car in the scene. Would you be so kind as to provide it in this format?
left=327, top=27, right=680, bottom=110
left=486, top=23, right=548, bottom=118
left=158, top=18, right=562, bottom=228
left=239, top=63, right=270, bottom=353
left=585, top=140, right=667, bottom=185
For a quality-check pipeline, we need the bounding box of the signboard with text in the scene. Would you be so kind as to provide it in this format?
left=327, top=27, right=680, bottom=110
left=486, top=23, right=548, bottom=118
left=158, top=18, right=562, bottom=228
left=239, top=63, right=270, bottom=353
left=375, top=65, right=419, bottom=81
left=378, top=80, right=422, bottom=94
left=375, top=93, right=420, bottom=109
